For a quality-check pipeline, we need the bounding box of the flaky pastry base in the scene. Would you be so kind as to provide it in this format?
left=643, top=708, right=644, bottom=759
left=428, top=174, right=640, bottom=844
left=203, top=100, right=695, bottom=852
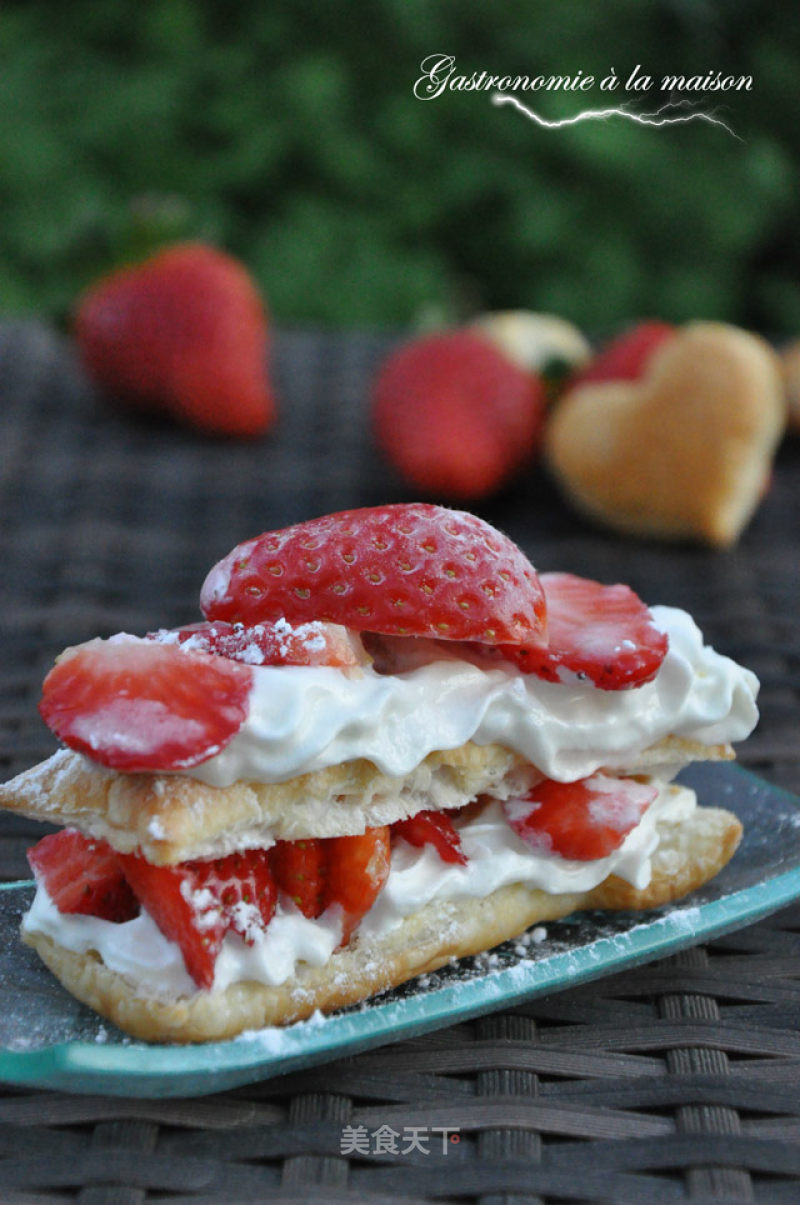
left=23, top=801, right=741, bottom=1044
left=1, top=738, right=732, bottom=864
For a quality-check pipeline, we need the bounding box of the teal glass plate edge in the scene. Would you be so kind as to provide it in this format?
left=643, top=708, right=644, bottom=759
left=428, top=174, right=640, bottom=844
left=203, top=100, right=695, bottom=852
left=1, top=761, right=799, bottom=1098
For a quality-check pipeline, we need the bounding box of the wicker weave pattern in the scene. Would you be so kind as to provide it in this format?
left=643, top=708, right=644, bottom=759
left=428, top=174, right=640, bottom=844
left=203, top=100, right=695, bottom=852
left=0, top=319, right=799, bottom=1200
left=2, top=906, right=800, bottom=1201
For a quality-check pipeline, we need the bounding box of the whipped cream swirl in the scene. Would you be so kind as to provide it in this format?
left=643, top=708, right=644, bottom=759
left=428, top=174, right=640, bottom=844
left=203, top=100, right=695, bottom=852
left=184, top=607, right=758, bottom=787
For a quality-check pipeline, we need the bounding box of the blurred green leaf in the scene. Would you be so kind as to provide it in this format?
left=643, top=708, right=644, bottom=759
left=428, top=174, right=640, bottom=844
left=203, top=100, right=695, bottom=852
left=0, top=0, right=795, bottom=335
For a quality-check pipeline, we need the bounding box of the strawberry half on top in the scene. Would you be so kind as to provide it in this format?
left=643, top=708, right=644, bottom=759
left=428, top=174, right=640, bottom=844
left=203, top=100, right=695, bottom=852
left=200, top=503, right=548, bottom=650
left=199, top=504, right=669, bottom=689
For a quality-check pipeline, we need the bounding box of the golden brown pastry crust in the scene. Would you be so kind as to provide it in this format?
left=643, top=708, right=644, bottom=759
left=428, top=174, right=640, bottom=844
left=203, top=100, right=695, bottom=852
left=1, top=738, right=732, bottom=865
left=545, top=322, right=785, bottom=547
left=22, top=800, right=741, bottom=1043
left=0, top=744, right=530, bottom=863
left=780, top=339, right=800, bottom=434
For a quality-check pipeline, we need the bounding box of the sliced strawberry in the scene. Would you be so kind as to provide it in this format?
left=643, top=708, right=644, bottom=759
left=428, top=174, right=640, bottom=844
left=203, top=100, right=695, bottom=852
left=325, top=827, right=391, bottom=943
left=571, top=321, right=676, bottom=387
left=392, top=810, right=467, bottom=865
left=147, top=618, right=367, bottom=668
left=270, top=838, right=326, bottom=918
left=28, top=829, right=139, bottom=922
left=504, top=774, right=658, bottom=861
left=118, top=855, right=224, bottom=988
left=39, top=634, right=253, bottom=772
left=190, top=849, right=277, bottom=944
left=200, top=503, right=547, bottom=649
left=505, top=572, right=668, bottom=689
left=272, top=829, right=392, bottom=939
left=118, top=847, right=276, bottom=989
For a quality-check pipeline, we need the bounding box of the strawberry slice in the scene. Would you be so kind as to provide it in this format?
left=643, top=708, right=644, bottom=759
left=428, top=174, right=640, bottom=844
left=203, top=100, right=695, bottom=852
left=118, top=855, right=225, bottom=988
left=505, top=774, right=658, bottom=861
left=119, top=848, right=276, bottom=989
left=325, top=827, right=391, bottom=943
left=147, top=618, right=367, bottom=668
left=28, top=829, right=139, bottom=922
left=392, top=810, right=467, bottom=865
left=506, top=572, right=668, bottom=689
left=200, top=503, right=547, bottom=649
left=571, top=321, right=676, bottom=388
left=192, top=849, right=277, bottom=944
left=270, top=838, right=326, bottom=917
left=39, top=634, right=253, bottom=772
left=272, top=829, right=391, bottom=940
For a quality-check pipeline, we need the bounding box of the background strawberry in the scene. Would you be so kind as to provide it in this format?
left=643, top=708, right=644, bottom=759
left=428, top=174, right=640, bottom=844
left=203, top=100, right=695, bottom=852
left=201, top=503, right=547, bottom=648
left=372, top=330, right=546, bottom=499
left=569, top=320, right=675, bottom=389
left=74, top=241, right=275, bottom=438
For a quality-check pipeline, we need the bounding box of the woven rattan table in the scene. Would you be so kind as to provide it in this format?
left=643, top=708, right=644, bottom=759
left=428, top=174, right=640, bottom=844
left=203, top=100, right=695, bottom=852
left=1, top=319, right=799, bottom=1203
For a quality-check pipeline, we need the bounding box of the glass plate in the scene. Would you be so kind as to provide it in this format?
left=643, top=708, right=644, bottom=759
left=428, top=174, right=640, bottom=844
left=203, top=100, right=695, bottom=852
left=1, top=762, right=799, bottom=1098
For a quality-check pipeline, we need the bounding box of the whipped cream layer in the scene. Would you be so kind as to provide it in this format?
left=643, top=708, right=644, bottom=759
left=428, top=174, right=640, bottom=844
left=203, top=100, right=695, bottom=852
left=23, top=781, right=695, bottom=999
left=185, top=607, right=758, bottom=788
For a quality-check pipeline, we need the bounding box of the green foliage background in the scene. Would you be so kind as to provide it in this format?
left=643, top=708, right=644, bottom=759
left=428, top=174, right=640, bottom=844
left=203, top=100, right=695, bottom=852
left=0, top=0, right=797, bottom=333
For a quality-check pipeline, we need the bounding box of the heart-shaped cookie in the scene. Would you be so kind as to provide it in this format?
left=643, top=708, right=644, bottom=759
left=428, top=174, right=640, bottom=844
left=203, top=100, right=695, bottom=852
left=545, top=322, right=785, bottom=546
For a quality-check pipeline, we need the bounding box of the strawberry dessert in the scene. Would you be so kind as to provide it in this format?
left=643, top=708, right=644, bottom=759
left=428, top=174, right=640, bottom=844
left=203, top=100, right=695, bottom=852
left=0, top=504, right=758, bottom=1043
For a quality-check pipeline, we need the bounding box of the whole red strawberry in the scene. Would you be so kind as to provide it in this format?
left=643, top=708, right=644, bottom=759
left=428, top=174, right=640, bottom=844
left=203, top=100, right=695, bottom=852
left=373, top=330, right=546, bottom=499
left=74, top=242, right=275, bottom=438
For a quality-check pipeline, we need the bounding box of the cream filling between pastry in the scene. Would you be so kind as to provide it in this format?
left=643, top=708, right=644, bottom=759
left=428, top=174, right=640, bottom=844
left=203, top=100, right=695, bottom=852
left=23, top=779, right=695, bottom=1000
left=182, top=606, right=758, bottom=788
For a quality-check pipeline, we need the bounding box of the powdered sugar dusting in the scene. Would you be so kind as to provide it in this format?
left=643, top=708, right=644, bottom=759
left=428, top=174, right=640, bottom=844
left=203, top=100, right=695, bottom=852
left=148, top=617, right=361, bottom=669
left=71, top=699, right=209, bottom=757
left=179, top=881, right=222, bottom=931
left=200, top=545, right=247, bottom=609
left=585, top=774, right=657, bottom=832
